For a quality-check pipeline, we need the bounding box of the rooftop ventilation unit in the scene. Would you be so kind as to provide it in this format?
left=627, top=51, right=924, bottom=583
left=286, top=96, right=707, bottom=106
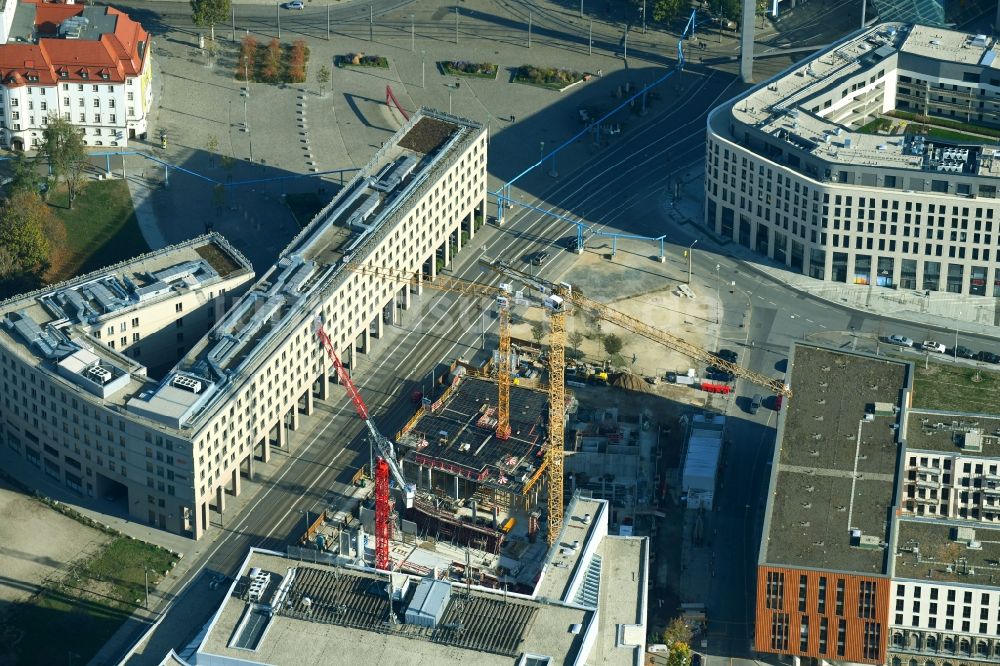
left=59, top=16, right=89, bottom=39
left=85, top=365, right=112, bottom=385
left=171, top=374, right=203, bottom=394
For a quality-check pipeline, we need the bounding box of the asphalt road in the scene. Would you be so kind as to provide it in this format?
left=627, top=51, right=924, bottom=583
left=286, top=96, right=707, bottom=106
left=111, top=1, right=1000, bottom=661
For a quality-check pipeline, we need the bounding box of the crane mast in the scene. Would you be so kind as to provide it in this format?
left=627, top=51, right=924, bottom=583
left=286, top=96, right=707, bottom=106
left=315, top=318, right=414, bottom=570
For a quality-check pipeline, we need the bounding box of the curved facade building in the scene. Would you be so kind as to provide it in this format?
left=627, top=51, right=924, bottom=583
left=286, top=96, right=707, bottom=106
left=706, top=23, right=1000, bottom=296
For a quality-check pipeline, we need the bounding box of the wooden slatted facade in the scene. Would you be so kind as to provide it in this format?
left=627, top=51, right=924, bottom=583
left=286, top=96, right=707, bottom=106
left=755, top=566, right=891, bottom=664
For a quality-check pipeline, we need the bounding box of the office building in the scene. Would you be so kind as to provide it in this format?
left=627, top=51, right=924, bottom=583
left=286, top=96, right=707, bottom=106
left=755, top=344, right=1000, bottom=666
left=184, top=494, right=648, bottom=666
left=0, top=109, right=488, bottom=539
left=706, top=23, right=1000, bottom=296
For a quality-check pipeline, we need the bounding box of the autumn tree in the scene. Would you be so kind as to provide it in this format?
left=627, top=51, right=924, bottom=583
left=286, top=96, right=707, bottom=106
left=317, top=64, right=330, bottom=96
left=288, top=40, right=308, bottom=83
left=238, top=36, right=258, bottom=81
left=662, top=617, right=694, bottom=646
left=40, top=116, right=88, bottom=209
left=262, top=39, right=282, bottom=83
left=0, top=190, right=54, bottom=272
left=667, top=642, right=692, bottom=666
left=191, top=0, right=230, bottom=41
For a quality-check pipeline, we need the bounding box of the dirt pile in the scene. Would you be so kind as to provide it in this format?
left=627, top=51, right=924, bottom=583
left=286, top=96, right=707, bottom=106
left=610, top=372, right=653, bottom=393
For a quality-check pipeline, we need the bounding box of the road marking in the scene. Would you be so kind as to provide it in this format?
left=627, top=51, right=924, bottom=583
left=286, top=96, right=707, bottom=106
left=263, top=448, right=347, bottom=539
left=806, top=318, right=814, bottom=323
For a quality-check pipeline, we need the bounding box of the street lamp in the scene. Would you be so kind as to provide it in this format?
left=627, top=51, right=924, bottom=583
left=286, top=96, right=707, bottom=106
left=410, top=13, right=415, bottom=51
left=685, top=239, right=698, bottom=285
left=241, top=57, right=253, bottom=163
left=421, top=50, right=426, bottom=88
left=715, top=263, right=720, bottom=324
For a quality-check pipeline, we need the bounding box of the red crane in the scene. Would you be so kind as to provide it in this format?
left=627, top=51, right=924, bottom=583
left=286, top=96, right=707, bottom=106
left=315, top=318, right=414, bottom=571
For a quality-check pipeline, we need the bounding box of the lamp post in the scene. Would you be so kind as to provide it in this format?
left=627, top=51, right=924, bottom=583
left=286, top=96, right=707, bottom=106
left=685, top=239, right=698, bottom=285
left=421, top=50, right=425, bottom=88
left=715, top=263, right=721, bottom=324
left=539, top=140, right=544, bottom=165
left=143, top=564, right=150, bottom=609
left=241, top=60, right=253, bottom=164
left=410, top=13, right=415, bottom=51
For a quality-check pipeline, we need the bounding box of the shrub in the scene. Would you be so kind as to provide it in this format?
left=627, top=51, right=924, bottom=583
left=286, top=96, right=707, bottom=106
left=237, top=36, right=258, bottom=81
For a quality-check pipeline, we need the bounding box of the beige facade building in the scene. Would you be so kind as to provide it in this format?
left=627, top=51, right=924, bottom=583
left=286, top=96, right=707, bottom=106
left=0, top=109, right=487, bottom=539
left=706, top=23, right=1000, bottom=296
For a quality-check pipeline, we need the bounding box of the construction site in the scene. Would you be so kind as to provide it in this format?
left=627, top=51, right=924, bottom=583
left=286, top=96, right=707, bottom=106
left=293, top=247, right=794, bottom=613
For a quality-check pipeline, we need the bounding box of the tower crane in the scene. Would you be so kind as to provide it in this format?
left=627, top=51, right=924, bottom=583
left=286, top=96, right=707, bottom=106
left=345, top=264, right=518, bottom=440
left=315, top=317, right=414, bottom=571
left=347, top=259, right=791, bottom=546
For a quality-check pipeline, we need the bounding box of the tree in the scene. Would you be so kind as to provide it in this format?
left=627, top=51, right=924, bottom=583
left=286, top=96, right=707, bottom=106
left=603, top=333, right=623, bottom=358
left=6, top=152, right=39, bottom=196
left=204, top=36, right=219, bottom=67
left=663, top=617, right=694, bottom=646
left=651, top=0, right=686, bottom=22
left=317, top=65, right=331, bottom=97
left=262, top=39, right=282, bottom=83
left=191, top=0, right=230, bottom=40
left=40, top=116, right=88, bottom=209
left=568, top=330, right=584, bottom=360
left=206, top=135, right=219, bottom=167
left=0, top=190, right=53, bottom=272
left=708, top=0, right=742, bottom=21
left=667, top=641, right=692, bottom=666
left=530, top=321, right=545, bottom=347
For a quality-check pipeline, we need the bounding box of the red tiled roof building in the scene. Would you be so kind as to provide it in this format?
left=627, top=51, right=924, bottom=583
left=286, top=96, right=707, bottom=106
left=0, top=1, right=152, bottom=149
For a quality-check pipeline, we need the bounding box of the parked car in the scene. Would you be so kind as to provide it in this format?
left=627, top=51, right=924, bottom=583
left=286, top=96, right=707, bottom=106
left=888, top=334, right=914, bottom=347
left=976, top=350, right=1000, bottom=364
left=530, top=251, right=549, bottom=266
left=749, top=394, right=762, bottom=415
left=922, top=341, right=947, bottom=353
left=949, top=345, right=975, bottom=359
left=706, top=366, right=734, bottom=382
left=714, top=349, right=738, bottom=363
left=283, top=1, right=304, bottom=9
left=665, top=372, right=678, bottom=383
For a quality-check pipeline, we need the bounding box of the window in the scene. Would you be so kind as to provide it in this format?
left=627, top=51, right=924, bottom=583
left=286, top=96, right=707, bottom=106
left=109, top=113, right=116, bottom=124
left=93, top=98, right=100, bottom=107
left=799, top=575, right=808, bottom=612
left=175, top=302, right=183, bottom=313
left=770, top=613, right=790, bottom=651
left=836, top=579, right=845, bottom=615
left=127, top=92, right=134, bottom=101
left=818, top=577, right=827, bottom=614
left=766, top=571, right=785, bottom=609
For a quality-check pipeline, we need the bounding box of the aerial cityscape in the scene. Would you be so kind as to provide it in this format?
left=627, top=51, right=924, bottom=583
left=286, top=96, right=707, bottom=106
left=0, top=0, right=998, bottom=664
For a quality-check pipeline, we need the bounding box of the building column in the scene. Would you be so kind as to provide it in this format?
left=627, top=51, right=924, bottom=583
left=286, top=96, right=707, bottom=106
left=418, top=464, right=425, bottom=490
left=429, top=254, right=437, bottom=280
left=318, top=371, right=330, bottom=401
left=454, top=475, right=460, bottom=501
left=288, top=406, right=299, bottom=432
left=360, top=327, right=370, bottom=354
left=416, top=271, right=424, bottom=295
left=231, top=467, right=241, bottom=496
left=304, top=387, right=314, bottom=416
left=196, top=502, right=207, bottom=539
left=443, top=238, right=451, bottom=267
left=373, top=313, right=383, bottom=339
left=245, top=451, right=255, bottom=480
left=261, top=435, right=271, bottom=463
left=401, top=285, right=411, bottom=310
left=216, top=485, right=226, bottom=514
left=428, top=466, right=433, bottom=490
left=455, top=226, right=463, bottom=253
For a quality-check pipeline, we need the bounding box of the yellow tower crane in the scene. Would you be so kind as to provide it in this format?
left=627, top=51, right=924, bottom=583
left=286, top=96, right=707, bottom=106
left=350, top=259, right=792, bottom=546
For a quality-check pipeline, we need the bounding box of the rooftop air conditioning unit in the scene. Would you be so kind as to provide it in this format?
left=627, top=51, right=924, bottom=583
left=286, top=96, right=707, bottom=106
left=85, top=365, right=112, bottom=385
left=171, top=374, right=203, bottom=394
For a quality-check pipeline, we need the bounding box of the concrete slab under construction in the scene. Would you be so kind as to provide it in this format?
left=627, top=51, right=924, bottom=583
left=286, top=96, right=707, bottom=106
left=398, top=376, right=551, bottom=498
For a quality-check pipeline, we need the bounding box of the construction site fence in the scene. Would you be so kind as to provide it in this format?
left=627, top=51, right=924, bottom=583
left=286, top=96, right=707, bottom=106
left=286, top=545, right=342, bottom=566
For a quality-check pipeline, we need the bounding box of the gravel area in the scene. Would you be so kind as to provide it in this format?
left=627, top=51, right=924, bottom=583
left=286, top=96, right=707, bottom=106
left=0, top=476, right=111, bottom=604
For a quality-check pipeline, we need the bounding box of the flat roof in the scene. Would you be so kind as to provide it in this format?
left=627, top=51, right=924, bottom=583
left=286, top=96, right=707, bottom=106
left=198, top=552, right=590, bottom=666
left=0, top=234, right=251, bottom=408
left=536, top=496, right=604, bottom=602
left=719, top=23, right=1000, bottom=176
left=892, top=519, right=1000, bottom=585
left=904, top=410, right=1000, bottom=457
left=138, top=109, right=483, bottom=431
left=590, top=536, right=648, bottom=666
left=399, top=376, right=549, bottom=495
left=761, top=345, right=909, bottom=575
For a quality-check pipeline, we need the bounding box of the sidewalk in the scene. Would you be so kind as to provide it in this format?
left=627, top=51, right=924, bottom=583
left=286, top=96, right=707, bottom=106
left=663, top=161, right=1000, bottom=339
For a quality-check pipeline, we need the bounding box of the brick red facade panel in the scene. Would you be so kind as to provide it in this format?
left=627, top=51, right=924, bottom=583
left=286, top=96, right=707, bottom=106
left=754, top=566, right=889, bottom=664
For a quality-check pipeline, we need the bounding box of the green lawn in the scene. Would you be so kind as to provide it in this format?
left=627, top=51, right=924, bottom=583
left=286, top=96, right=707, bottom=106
left=910, top=360, right=1000, bottom=415
left=906, top=124, right=999, bottom=145
left=47, top=179, right=148, bottom=281
left=5, top=536, right=177, bottom=665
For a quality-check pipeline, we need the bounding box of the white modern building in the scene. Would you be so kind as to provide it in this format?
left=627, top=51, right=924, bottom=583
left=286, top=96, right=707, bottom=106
left=706, top=23, right=1000, bottom=297
left=0, top=109, right=488, bottom=539
left=183, top=495, right=648, bottom=666
left=0, top=1, right=152, bottom=149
